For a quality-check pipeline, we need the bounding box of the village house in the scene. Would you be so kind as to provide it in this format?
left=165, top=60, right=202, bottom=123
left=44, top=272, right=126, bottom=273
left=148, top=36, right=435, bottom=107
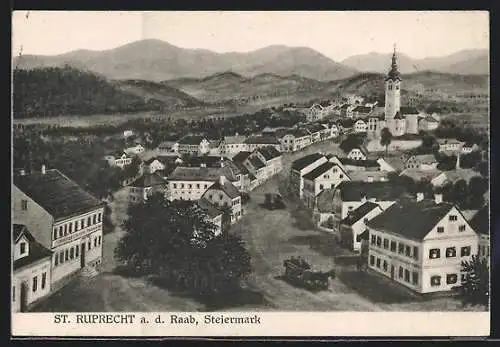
left=339, top=201, right=384, bottom=252
left=469, top=204, right=489, bottom=260
left=197, top=198, right=223, bottom=236
left=221, top=134, right=248, bottom=156
left=461, top=142, right=479, bottom=154
left=305, top=123, right=325, bottom=143
left=201, top=176, right=242, bottom=224
left=346, top=146, right=369, bottom=161
left=338, top=157, right=380, bottom=172
left=166, top=164, right=241, bottom=201
left=156, top=141, right=179, bottom=155
left=366, top=115, right=386, bottom=138
left=144, top=156, right=182, bottom=177
left=404, top=154, right=438, bottom=171
left=144, top=157, right=166, bottom=174
left=231, top=151, right=259, bottom=192
left=354, top=119, right=368, bottom=133
left=323, top=180, right=405, bottom=239
left=123, top=130, right=134, bottom=139
left=347, top=170, right=389, bottom=182
left=124, top=144, right=145, bottom=156
left=253, top=146, right=283, bottom=179
left=244, top=135, right=281, bottom=152
left=438, top=139, right=463, bottom=153
left=128, top=173, right=166, bottom=204
left=376, top=156, right=405, bottom=172
left=290, top=153, right=329, bottom=199
left=418, top=115, right=440, bottom=132
left=104, top=152, right=132, bottom=169
left=302, top=162, right=350, bottom=209
left=366, top=194, right=479, bottom=294
left=13, top=167, right=105, bottom=291
left=352, top=106, right=373, bottom=118
left=306, top=103, right=328, bottom=122
left=177, top=135, right=211, bottom=155
left=12, top=224, right=53, bottom=312
left=431, top=168, right=482, bottom=188
left=399, top=168, right=442, bottom=184
left=280, top=129, right=312, bottom=152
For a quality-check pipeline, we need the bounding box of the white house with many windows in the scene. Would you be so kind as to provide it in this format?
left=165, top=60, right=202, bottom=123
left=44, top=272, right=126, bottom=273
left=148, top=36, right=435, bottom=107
left=12, top=167, right=104, bottom=291
left=201, top=176, right=242, bottom=224
left=366, top=194, right=479, bottom=293
left=12, top=224, right=53, bottom=312
left=104, top=152, right=132, bottom=169
left=290, top=153, right=329, bottom=199
left=280, top=129, right=312, bottom=152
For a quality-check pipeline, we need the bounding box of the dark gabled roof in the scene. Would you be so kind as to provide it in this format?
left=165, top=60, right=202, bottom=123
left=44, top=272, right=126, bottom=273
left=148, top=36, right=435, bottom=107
left=178, top=135, right=206, bottom=145
left=183, top=155, right=224, bottom=168
left=248, top=156, right=266, bottom=170
left=420, top=115, right=439, bottom=123
left=305, top=123, right=325, bottom=134
left=130, top=173, right=166, bottom=188
left=341, top=202, right=381, bottom=226
left=407, top=154, right=437, bottom=164
left=353, top=106, right=372, bottom=114
left=232, top=151, right=252, bottom=163
left=197, top=198, right=223, bottom=218
left=291, top=153, right=326, bottom=171
left=335, top=181, right=407, bottom=202
left=393, top=111, right=405, bottom=120
left=400, top=106, right=419, bottom=115
left=13, top=224, right=53, bottom=271
left=338, top=157, right=379, bottom=168
left=366, top=199, right=454, bottom=241
left=469, top=204, right=489, bottom=235
left=244, top=135, right=280, bottom=145
left=14, top=169, right=103, bottom=220
left=284, top=129, right=310, bottom=138
left=205, top=179, right=240, bottom=200
left=257, top=146, right=281, bottom=161
left=303, top=162, right=337, bottom=181
left=319, top=100, right=331, bottom=107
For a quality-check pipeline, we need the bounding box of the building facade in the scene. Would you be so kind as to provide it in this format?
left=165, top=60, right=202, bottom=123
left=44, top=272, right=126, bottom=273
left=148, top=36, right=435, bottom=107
left=290, top=153, right=329, bottom=199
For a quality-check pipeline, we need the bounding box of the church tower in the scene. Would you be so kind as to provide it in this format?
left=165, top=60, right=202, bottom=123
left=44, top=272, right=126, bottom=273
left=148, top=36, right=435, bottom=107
left=384, top=45, right=402, bottom=132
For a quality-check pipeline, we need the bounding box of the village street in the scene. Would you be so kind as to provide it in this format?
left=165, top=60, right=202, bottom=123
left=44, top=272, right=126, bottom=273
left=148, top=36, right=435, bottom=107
left=33, top=139, right=472, bottom=312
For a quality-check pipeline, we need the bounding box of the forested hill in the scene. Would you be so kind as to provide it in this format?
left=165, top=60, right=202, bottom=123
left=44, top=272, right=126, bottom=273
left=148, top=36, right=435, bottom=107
left=13, top=66, right=165, bottom=119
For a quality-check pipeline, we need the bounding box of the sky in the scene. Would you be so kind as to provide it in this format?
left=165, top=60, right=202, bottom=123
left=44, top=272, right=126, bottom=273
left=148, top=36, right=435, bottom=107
left=12, top=11, right=489, bottom=61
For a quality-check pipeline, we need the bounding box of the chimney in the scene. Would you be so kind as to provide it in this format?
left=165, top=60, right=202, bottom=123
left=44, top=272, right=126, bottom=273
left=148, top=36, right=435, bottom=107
left=19, top=169, right=26, bottom=176
left=455, top=152, right=461, bottom=170
left=416, top=192, right=424, bottom=202
left=434, top=193, right=443, bottom=204
left=41, top=165, right=46, bottom=175
left=220, top=175, right=227, bottom=185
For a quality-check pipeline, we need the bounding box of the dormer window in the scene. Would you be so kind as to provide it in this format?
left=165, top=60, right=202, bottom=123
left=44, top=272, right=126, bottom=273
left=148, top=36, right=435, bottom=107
left=20, top=242, right=27, bottom=255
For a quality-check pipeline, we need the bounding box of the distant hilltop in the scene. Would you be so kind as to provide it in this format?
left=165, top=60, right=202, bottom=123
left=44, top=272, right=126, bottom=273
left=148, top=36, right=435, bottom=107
left=13, top=39, right=489, bottom=82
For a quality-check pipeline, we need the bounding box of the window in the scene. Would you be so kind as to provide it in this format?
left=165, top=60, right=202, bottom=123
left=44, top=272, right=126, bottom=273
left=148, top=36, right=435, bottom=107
left=339, top=174, right=343, bottom=179
left=188, top=184, right=192, bottom=189
left=20, top=242, right=26, bottom=255
left=446, top=274, right=458, bottom=285
left=370, top=255, right=375, bottom=265
left=404, top=269, right=410, bottom=282
left=75, top=221, right=79, bottom=231
left=80, top=219, right=85, bottom=229
left=430, top=275, right=441, bottom=287
left=461, top=246, right=471, bottom=257
left=59, top=226, right=63, bottom=237
left=69, top=223, right=73, bottom=234
left=180, top=184, right=184, bottom=189
left=64, top=224, right=68, bottom=236
left=398, top=243, right=405, bottom=254
left=32, top=276, right=38, bottom=292
left=399, top=266, right=404, bottom=278
left=461, top=273, right=467, bottom=282
left=449, top=215, right=457, bottom=221
left=93, top=215, right=97, bottom=224
left=446, top=247, right=456, bottom=258
left=376, top=236, right=381, bottom=247
left=219, top=194, right=223, bottom=200
left=53, top=228, right=58, bottom=240
left=413, top=246, right=419, bottom=260
left=54, top=254, right=59, bottom=266
left=59, top=252, right=64, bottom=264
left=94, top=238, right=98, bottom=247
left=383, top=239, right=389, bottom=249
left=75, top=245, right=79, bottom=258
left=348, top=206, right=353, bottom=211
left=405, top=245, right=411, bottom=257
left=412, top=271, right=419, bottom=285
left=205, top=184, right=208, bottom=189
left=13, top=286, right=15, bottom=302
left=319, top=184, right=324, bottom=190
left=98, top=213, right=102, bottom=222
left=173, top=183, right=177, bottom=189
left=459, top=225, right=466, bottom=232
left=21, top=199, right=28, bottom=210
left=376, top=258, right=381, bottom=268
left=65, top=249, right=69, bottom=261
left=437, top=226, right=444, bottom=233
left=383, top=260, right=388, bottom=271
left=70, top=247, right=74, bottom=259
left=390, top=241, right=397, bottom=252
left=371, top=235, right=376, bottom=245
left=196, top=184, right=200, bottom=189
left=88, top=241, right=91, bottom=250
left=98, top=236, right=102, bottom=245
left=87, top=216, right=91, bottom=226
left=429, top=248, right=440, bottom=259
left=42, top=273, right=47, bottom=289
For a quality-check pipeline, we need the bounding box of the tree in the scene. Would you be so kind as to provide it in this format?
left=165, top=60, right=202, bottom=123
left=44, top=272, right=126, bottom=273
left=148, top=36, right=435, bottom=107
left=339, top=134, right=364, bottom=154
left=380, top=127, right=393, bottom=154
left=418, top=134, right=439, bottom=154
left=460, top=255, right=489, bottom=308
left=115, top=193, right=252, bottom=297
left=451, top=179, right=468, bottom=208
left=220, top=204, right=232, bottom=235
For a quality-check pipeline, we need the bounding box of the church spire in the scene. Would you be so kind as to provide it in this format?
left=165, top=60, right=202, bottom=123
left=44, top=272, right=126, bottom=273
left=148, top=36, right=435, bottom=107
left=386, top=43, right=401, bottom=81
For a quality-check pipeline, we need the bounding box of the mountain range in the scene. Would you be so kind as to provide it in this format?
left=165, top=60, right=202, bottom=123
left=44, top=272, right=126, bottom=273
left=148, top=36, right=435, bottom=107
left=13, top=39, right=489, bottom=82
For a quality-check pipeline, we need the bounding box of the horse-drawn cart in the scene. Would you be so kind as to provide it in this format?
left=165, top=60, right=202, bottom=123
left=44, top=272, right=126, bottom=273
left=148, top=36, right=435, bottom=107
left=282, top=256, right=335, bottom=291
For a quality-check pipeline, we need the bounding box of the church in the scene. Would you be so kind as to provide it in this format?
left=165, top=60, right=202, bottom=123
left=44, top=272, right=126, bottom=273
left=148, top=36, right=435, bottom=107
left=367, top=46, right=420, bottom=138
